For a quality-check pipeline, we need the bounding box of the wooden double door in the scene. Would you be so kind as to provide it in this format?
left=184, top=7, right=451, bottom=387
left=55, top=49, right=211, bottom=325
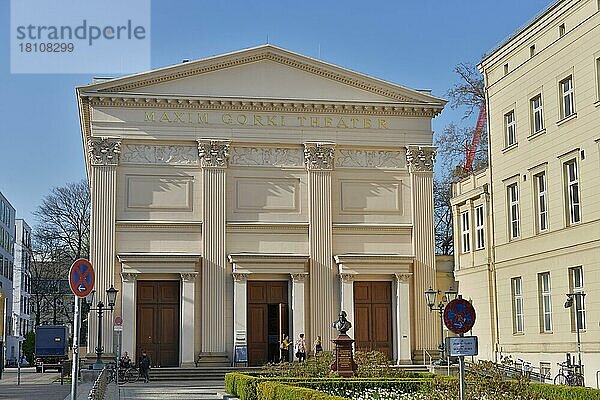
left=136, top=281, right=180, bottom=367
left=353, top=281, right=393, bottom=359
left=247, top=281, right=289, bottom=366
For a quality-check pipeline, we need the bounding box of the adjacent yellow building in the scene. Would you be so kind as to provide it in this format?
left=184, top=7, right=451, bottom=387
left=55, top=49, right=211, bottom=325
left=453, top=0, right=600, bottom=385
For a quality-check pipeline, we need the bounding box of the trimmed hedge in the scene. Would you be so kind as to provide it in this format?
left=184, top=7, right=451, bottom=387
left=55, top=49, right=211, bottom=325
left=525, top=382, right=600, bottom=400
left=257, top=381, right=350, bottom=400
left=297, top=378, right=432, bottom=396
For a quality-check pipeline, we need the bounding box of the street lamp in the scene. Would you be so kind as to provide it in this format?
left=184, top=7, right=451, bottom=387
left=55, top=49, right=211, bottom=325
left=425, top=285, right=458, bottom=365
left=564, top=291, right=586, bottom=376
left=86, top=286, right=119, bottom=370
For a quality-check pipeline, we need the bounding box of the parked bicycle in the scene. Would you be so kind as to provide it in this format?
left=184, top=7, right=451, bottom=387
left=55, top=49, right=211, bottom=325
left=107, top=363, right=141, bottom=384
left=554, top=362, right=584, bottom=386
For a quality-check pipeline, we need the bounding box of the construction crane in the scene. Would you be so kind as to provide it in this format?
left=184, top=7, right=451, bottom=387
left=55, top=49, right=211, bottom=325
left=464, top=103, right=487, bottom=174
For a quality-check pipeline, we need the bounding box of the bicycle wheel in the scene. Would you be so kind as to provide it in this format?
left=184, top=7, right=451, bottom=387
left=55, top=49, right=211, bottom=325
left=126, top=367, right=140, bottom=383
left=554, top=373, right=568, bottom=385
left=107, top=368, right=115, bottom=383
left=572, top=374, right=584, bottom=387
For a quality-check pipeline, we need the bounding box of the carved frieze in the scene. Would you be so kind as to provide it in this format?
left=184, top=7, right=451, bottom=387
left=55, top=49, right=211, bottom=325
left=198, top=139, right=230, bottom=168
left=230, top=147, right=304, bottom=167
left=88, top=138, right=122, bottom=166
left=335, top=149, right=405, bottom=169
left=406, top=146, right=436, bottom=172
left=121, top=143, right=198, bottom=165
left=304, top=142, right=335, bottom=170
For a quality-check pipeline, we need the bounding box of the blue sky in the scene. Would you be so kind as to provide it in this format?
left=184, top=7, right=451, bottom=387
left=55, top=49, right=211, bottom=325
left=0, top=0, right=553, bottom=224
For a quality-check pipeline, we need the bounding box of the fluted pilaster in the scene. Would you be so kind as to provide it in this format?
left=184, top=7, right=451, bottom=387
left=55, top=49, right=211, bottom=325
left=407, top=145, right=437, bottom=352
left=305, top=142, right=335, bottom=350
left=199, top=139, right=229, bottom=352
left=87, top=137, right=121, bottom=355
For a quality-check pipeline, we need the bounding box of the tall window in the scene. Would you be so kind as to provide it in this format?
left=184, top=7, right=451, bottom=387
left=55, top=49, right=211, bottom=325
left=570, top=267, right=586, bottom=330
left=508, top=183, right=520, bottom=239
left=531, top=94, right=544, bottom=133
left=535, top=172, right=548, bottom=232
left=461, top=210, right=470, bottom=253
left=512, top=277, right=524, bottom=333
left=539, top=272, right=552, bottom=332
left=559, top=23, right=566, bottom=37
left=560, top=76, right=575, bottom=118
left=505, top=110, right=516, bottom=146
left=596, top=57, right=600, bottom=100
left=475, top=205, right=485, bottom=250
left=564, top=160, right=581, bottom=225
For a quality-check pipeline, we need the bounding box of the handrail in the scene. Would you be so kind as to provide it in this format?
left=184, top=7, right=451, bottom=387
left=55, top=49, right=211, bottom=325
left=88, top=367, right=109, bottom=400
left=422, top=349, right=433, bottom=368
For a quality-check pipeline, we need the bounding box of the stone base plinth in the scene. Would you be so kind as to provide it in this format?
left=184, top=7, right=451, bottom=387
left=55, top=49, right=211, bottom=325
left=330, top=334, right=357, bottom=378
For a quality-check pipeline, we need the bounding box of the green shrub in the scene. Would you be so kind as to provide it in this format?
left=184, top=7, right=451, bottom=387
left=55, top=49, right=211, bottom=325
left=297, top=378, right=432, bottom=398
left=525, top=382, right=600, bottom=400
left=260, top=352, right=336, bottom=378
left=225, top=372, right=263, bottom=400
left=257, top=381, right=350, bottom=400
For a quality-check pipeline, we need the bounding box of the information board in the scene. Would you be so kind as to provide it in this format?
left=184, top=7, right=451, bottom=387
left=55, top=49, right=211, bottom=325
left=445, top=336, right=478, bottom=357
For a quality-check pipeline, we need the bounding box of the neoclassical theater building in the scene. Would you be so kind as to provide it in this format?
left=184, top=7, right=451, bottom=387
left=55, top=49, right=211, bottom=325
left=77, top=45, right=447, bottom=367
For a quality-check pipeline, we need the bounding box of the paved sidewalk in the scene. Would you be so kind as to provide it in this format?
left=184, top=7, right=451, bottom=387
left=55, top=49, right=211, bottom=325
left=119, top=380, right=224, bottom=400
left=0, top=368, right=69, bottom=400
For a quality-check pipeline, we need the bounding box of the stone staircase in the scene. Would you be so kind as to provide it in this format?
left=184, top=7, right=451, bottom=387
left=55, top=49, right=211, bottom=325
left=149, top=366, right=259, bottom=381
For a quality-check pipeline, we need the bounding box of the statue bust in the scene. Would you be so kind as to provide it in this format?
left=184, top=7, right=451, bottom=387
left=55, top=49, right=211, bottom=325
left=332, top=311, right=352, bottom=335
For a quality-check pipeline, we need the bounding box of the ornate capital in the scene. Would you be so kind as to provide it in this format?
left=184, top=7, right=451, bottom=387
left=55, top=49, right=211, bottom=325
left=304, top=142, right=335, bottom=170
left=406, top=145, right=436, bottom=172
left=394, top=273, right=412, bottom=284
left=88, top=138, right=122, bottom=166
left=340, top=273, right=356, bottom=283
left=180, top=272, right=198, bottom=282
left=290, top=273, right=308, bottom=283
left=198, top=139, right=230, bottom=168
left=121, top=272, right=138, bottom=282
left=232, top=272, right=250, bottom=282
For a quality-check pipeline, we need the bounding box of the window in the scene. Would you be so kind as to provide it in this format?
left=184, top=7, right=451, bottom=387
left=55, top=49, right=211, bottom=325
left=530, top=45, right=536, bottom=58
left=535, top=172, right=548, bottom=232
left=505, top=110, right=517, bottom=146
left=461, top=210, right=470, bottom=253
left=564, top=160, right=581, bottom=224
left=597, top=57, right=600, bottom=100
left=531, top=94, right=544, bottom=133
left=560, top=76, right=575, bottom=118
left=508, top=183, right=520, bottom=239
left=504, top=63, right=509, bottom=75
left=539, top=272, right=552, bottom=332
left=512, top=277, right=524, bottom=333
left=559, top=23, right=566, bottom=37
left=570, top=267, right=586, bottom=330
left=475, top=205, right=485, bottom=250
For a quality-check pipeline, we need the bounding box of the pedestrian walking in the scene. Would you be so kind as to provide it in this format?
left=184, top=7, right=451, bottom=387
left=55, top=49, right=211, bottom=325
left=295, top=333, right=307, bottom=362
left=279, top=334, right=290, bottom=362
left=314, top=335, right=323, bottom=355
left=139, top=350, right=151, bottom=383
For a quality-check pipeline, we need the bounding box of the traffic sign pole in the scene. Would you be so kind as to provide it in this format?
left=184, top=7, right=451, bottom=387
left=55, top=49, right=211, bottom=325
left=71, top=296, right=81, bottom=400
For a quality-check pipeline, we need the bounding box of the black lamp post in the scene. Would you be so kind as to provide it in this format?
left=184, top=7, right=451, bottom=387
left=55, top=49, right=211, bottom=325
left=425, top=285, right=458, bottom=365
left=87, top=286, right=118, bottom=370
left=564, top=291, right=586, bottom=377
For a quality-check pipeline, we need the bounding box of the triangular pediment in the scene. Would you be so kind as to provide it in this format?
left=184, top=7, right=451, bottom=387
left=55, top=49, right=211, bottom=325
left=82, top=45, right=445, bottom=106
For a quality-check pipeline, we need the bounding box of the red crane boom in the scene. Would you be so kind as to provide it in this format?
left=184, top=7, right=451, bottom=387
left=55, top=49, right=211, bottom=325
left=464, top=103, right=487, bottom=174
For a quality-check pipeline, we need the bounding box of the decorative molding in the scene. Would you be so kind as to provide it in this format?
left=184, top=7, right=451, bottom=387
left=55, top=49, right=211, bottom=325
left=304, top=142, right=335, bottom=170
left=339, top=273, right=356, bottom=283
left=86, top=95, right=441, bottom=117
left=335, top=149, right=405, bottom=169
left=232, top=272, right=250, bottom=282
left=290, top=273, right=308, bottom=283
left=406, top=145, right=436, bottom=172
left=394, top=273, right=412, bottom=284
left=88, top=137, right=122, bottom=166
left=116, top=220, right=202, bottom=231
left=334, top=254, right=415, bottom=264
left=121, top=143, right=198, bottom=165
left=198, top=139, right=230, bottom=168
left=121, top=272, right=138, bottom=282
left=227, top=222, right=308, bottom=233
left=230, top=146, right=304, bottom=167
left=332, top=224, right=412, bottom=234
left=117, top=253, right=202, bottom=264
left=180, top=272, right=198, bottom=282
left=229, top=253, right=309, bottom=265
left=97, top=51, right=434, bottom=106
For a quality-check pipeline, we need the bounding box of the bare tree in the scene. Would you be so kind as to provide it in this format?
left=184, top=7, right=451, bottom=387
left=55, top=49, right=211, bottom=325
left=434, top=62, right=486, bottom=255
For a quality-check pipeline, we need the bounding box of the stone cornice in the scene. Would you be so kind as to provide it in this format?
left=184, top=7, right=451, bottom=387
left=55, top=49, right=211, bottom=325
left=226, top=222, right=308, bottom=233
left=117, top=253, right=202, bottom=264
left=332, top=224, right=412, bottom=234
left=334, top=254, right=415, bottom=265
left=83, top=94, right=442, bottom=117
left=228, top=253, right=309, bottom=264
left=116, top=220, right=202, bottom=231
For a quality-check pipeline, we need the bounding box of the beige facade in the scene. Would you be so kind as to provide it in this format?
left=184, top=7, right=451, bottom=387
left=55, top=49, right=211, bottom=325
left=77, top=45, right=447, bottom=366
left=453, top=0, right=600, bottom=385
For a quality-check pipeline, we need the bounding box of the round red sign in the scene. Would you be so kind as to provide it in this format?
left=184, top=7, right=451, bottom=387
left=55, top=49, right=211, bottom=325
left=114, top=316, right=123, bottom=326
left=69, top=258, right=95, bottom=298
left=443, top=298, right=476, bottom=334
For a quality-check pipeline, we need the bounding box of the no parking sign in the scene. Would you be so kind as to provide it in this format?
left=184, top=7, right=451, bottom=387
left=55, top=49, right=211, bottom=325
left=69, top=258, right=95, bottom=297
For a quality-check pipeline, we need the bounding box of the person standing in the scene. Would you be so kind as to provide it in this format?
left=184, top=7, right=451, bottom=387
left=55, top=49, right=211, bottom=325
left=279, top=335, right=290, bottom=362
left=314, top=336, right=323, bottom=355
left=295, top=333, right=307, bottom=362
left=139, top=350, right=151, bottom=383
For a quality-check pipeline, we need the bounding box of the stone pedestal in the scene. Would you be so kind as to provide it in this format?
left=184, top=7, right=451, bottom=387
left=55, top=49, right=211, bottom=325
left=330, top=334, right=357, bottom=378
